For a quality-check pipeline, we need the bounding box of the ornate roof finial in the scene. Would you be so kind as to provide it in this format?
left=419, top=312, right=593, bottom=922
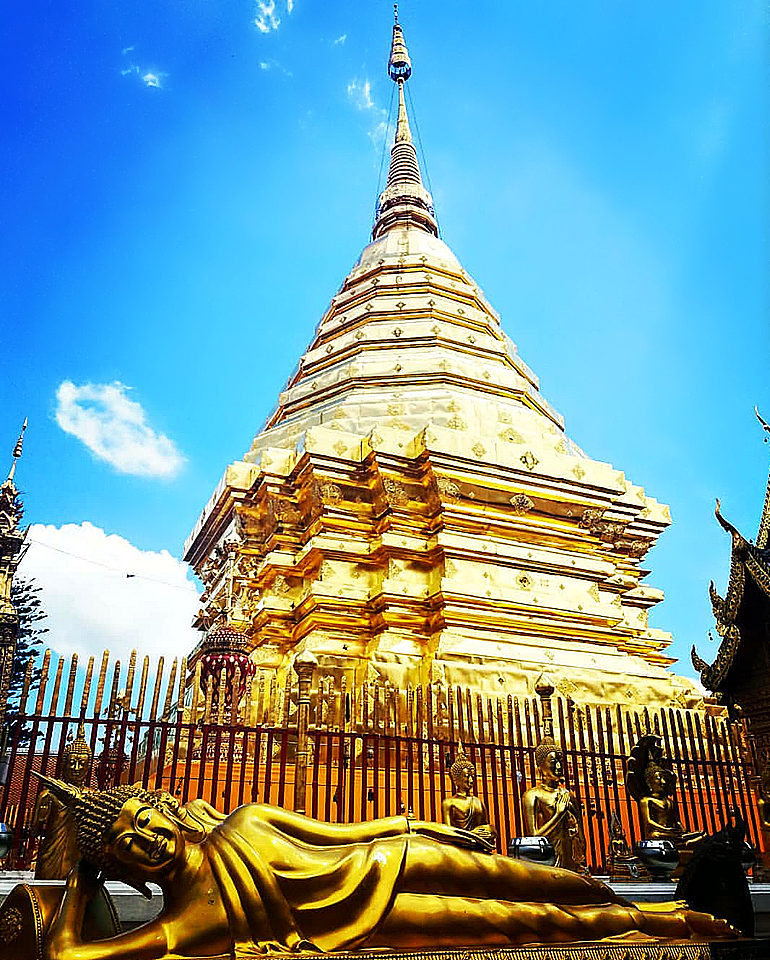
left=756, top=406, right=770, bottom=439
left=373, top=12, right=438, bottom=240
left=6, top=417, right=27, bottom=484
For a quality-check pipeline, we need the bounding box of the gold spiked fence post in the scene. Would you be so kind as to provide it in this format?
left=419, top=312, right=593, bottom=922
left=293, top=650, right=318, bottom=815
left=535, top=673, right=556, bottom=740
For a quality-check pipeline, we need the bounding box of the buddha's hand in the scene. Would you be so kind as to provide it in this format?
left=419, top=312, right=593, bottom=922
left=67, top=860, right=102, bottom=901
left=411, top=821, right=494, bottom=852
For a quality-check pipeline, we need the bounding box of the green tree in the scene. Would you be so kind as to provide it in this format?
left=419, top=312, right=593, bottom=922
left=9, top=576, right=47, bottom=711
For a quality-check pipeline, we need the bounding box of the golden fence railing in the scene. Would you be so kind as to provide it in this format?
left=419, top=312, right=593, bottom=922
left=0, top=649, right=764, bottom=873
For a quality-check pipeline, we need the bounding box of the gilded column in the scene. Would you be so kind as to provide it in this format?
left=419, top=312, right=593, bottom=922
left=293, top=649, right=318, bottom=814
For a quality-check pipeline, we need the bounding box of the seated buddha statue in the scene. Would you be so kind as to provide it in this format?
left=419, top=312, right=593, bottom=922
left=441, top=745, right=496, bottom=843
left=21, top=774, right=736, bottom=960
left=522, top=736, right=588, bottom=873
left=608, top=811, right=646, bottom=880
left=639, top=761, right=704, bottom=848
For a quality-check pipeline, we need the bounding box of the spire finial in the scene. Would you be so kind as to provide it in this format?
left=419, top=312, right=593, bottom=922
left=6, top=418, right=27, bottom=484
left=373, top=14, right=437, bottom=239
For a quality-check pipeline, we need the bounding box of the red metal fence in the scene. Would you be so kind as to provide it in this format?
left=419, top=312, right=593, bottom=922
left=0, top=650, right=764, bottom=873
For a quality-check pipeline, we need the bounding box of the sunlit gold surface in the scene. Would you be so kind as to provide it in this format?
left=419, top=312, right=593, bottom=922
left=27, top=779, right=735, bottom=959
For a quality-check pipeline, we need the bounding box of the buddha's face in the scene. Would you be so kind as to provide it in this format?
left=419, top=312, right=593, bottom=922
left=453, top=764, right=475, bottom=794
left=541, top=750, right=563, bottom=783
left=63, top=751, right=89, bottom=786
left=646, top=765, right=668, bottom=798
left=103, top=798, right=183, bottom=878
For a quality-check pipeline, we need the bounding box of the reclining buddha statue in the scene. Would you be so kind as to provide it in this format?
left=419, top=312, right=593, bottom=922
left=20, top=775, right=735, bottom=960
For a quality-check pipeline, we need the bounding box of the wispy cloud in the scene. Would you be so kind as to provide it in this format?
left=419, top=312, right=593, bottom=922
left=255, top=0, right=280, bottom=33
left=259, top=58, right=292, bottom=77
left=120, top=47, right=167, bottom=89
left=55, top=380, right=185, bottom=479
left=21, top=522, right=200, bottom=664
left=334, top=34, right=347, bottom=46
left=346, top=77, right=389, bottom=146
left=347, top=78, right=374, bottom=111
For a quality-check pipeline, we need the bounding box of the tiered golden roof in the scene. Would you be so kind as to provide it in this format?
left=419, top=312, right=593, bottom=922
left=185, top=18, right=701, bottom=710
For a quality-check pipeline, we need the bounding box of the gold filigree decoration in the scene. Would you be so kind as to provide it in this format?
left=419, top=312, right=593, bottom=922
left=626, top=539, right=650, bottom=558
left=447, top=416, right=466, bottom=430
left=387, top=403, right=404, bottom=416
left=557, top=677, right=577, bottom=700
left=273, top=575, right=290, bottom=596
left=509, top=493, right=534, bottom=514
left=437, top=476, right=461, bottom=501
left=320, top=482, right=343, bottom=504
left=579, top=509, right=624, bottom=544
left=472, top=442, right=486, bottom=458
left=572, top=463, right=586, bottom=481
left=383, top=477, right=409, bottom=507
left=516, top=573, right=531, bottom=590
left=332, top=441, right=347, bottom=457
left=499, top=428, right=524, bottom=443
left=520, top=451, right=538, bottom=471
left=588, top=583, right=600, bottom=602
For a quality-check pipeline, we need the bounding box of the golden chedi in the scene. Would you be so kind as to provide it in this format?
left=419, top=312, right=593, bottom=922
left=10, top=775, right=737, bottom=960
left=184, top=15, right=704, bottom=714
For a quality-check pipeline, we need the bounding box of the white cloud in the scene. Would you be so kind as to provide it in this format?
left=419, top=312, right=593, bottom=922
left=333, top=34, right=347, bottom=46
left=55, top=380, right=185, bottom=479
left=347, top=78, right=374, bottom=111
left=141, top=72, right=163, bottom=89
left=121, top=61, right=167, bottom=89
left=286, top=0, right=294, bottom=12
left=20, top=522, right=201, bottom=667
left=259, top=59, right=292, bottom=76
left=346, top=78, right=389, bottom=145
left=255, top=0, right=280, bottom=32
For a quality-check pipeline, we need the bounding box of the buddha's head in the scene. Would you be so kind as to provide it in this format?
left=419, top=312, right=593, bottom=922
left=449, top=748, right=476, bottom=794
left=534, top=737, right=564, bottom=785
left=32, top=777, right=184, bottom=883
left=644, top=761, right=671, bottom=799
left=61, top=724, right=92, bottom=788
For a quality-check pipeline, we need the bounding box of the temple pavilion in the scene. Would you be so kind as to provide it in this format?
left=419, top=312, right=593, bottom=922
left=184, top=17, right=702, bottom=712
left=692, top=410, right=770, bottom=752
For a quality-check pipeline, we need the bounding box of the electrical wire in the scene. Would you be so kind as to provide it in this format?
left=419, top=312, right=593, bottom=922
left=375, top=81, right=397, bottom=201
left=24, top=538, right=198, bottom=592
left=404, top=81, right=439, bottom=233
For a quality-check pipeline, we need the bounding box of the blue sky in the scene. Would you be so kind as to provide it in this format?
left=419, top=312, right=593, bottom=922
left=1, top=0, right=767, bottom=677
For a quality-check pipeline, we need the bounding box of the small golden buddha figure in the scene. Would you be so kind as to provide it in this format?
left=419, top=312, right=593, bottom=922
left=608, top=812, right=646, bottom=880
left=24, top=775, right=735, bottom=960
left=31, top=724, right=92, bottom=879
left=441, top=745, right=496, bottom=843
left=522, top=736, right=587, bottom=873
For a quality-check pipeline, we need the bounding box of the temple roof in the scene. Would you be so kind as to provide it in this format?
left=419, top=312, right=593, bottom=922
left=691, top=410, right=770, bottom=692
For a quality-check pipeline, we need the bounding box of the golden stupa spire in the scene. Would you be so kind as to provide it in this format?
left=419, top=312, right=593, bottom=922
left=5, top=418, right=27, bottom=485
left=373, top=9, right=438, bottom=239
